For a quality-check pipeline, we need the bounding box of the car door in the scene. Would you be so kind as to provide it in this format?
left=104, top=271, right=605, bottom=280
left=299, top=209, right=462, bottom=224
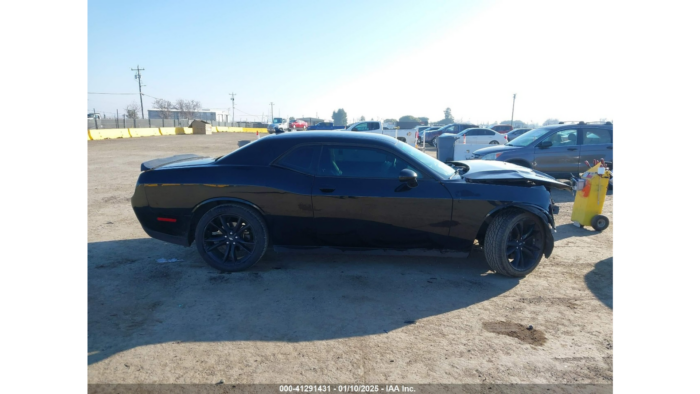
left=462, top=129, right=483, bottom=145
left=532, top=128, right=581, bottom=176
left=312, top=144, right=453, bottom=248
left=268, top=144, right=322, bottom=245
left=579, top=128, right=613, bottom=172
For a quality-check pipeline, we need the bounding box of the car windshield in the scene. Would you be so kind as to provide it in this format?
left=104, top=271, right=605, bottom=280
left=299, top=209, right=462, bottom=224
left=398, top=144, right=455, bottom=179
left=506, top=127, right=551, bottom=147
left=273, top=118, right=285, bottom=124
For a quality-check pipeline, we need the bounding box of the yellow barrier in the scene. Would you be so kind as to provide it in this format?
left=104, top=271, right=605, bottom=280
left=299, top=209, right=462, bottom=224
left=229, top=127, right=244, bottom=132
left=88, top=131, right=92, bottom=141
left=89, top=129, right=131, bottom=140
left=129, top=128, right=161, bottom=138
left=175, top=127, right=193, bottom=135
left=242, top=128, right=267, bottom=133
left=215, top=126, right=227, bottom=132
left=159, top=127, right=177, bottom=135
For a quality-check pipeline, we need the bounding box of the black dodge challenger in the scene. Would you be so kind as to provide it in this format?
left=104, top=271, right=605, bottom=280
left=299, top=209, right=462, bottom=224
left=131, top=132, right=568, bottom=277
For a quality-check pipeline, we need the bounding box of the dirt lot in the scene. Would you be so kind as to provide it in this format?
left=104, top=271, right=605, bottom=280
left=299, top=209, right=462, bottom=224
left=88, top=133, right=612, bottom=384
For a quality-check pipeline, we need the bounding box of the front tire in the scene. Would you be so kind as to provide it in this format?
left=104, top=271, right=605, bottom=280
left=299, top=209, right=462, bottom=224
left=489, top=140, right=499, bottom=145
left=195, top=204, right=269, bottom=272
left=484, top=210, right=545, bottom=277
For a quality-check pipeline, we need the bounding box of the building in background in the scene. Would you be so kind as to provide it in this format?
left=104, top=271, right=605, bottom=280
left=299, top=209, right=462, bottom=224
left=148, top=108, right=229, bottom=121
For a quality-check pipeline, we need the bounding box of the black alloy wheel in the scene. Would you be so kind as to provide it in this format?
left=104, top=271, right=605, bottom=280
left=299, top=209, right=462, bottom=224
left=484, top=211, right=546, bottom=277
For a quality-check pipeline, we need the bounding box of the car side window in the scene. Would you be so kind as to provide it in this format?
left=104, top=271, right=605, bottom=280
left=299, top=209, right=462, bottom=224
left=275, top=145, right=321, bottom=175
left=352, top=122, right=369, bottom=131
left=483, top=129, right=496, bottom=135
left=444, top=125, right=455, bottom=133
left=582, top=129, right=612, bottom=145
left=545, top=129, right=578, bottom=146
left=464, top=129, right=478, bottom=136
left=318, top=146, right=422, bottom=179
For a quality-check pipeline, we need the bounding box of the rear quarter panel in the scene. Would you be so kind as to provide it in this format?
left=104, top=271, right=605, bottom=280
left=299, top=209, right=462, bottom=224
left=135, top=164, right=316, bottom=245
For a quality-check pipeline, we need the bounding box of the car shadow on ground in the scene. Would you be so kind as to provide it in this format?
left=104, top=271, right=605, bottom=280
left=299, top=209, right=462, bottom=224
left=585, top=257, right=612, bottom=309
left=88, top=238, right=519, bottom=365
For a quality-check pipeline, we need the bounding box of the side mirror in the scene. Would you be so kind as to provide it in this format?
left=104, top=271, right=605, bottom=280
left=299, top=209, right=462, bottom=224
left=399, top=169, right=418, bottom=188
left=539, top=140, right=553, bottom=149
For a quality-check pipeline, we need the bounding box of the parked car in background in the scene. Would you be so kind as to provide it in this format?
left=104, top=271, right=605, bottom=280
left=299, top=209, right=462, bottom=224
left=267, top=118, right=290, bottom=133
left=506, top=128, right=532, bottom=141
left=418, top=127, right=440, bottom=140
left=472, top=122, right=613, bottom=178
left=87, top=113, right=103, bottom=120
left=454, top=128, right=509, bottom=145
left=492, top=124, right=514, bottom=134
left=132, top=131, right=568, bottom=277
left=422, top=123, right=479, bottom=146
left=290, top=119, right=309, bottom=131
left=307, top=121, right=346, bottom=131
left=345, top=121, right=417, bottom=145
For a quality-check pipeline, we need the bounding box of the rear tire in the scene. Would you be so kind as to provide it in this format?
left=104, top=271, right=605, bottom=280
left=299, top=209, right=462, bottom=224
left=489, top=140, right=499, bottom=145
left=195, top=204, right=269, bottom=272
left=484, top=210, right=545, bottom=277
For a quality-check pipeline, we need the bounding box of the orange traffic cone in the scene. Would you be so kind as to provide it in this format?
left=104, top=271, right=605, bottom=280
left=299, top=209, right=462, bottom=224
left=256, top=130, right=259, bottom=140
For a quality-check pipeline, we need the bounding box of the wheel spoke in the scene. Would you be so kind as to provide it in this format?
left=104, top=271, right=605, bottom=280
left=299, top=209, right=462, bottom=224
left=238, top=240, right=255, bottom=245
left=223, top=243, right=232, bottom=262
left=521, top=227, right=535, bottom=241
left=522, top=247, right=535, bottom=258
left=231, top=244, right=237, bottom=261
left=206, top=241, right=226, bottom=252
left=524, top=244, right=540, bottom=254
left=205, top=236, right=226, bottom=243
left=513, top=249, right=522, bottom=267
left=506, top=245, right=517, bottom=254
left=219, top=216, right=230, bottom=232
left=236, top=224, right=250, bottom=235
left=209, top=221, right=225, bottom=234
left=238, top=242, right=252, bottom=253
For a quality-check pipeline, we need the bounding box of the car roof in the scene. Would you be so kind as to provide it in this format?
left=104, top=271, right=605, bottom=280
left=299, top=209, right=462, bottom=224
left=268, top=130, right=396, bottom=144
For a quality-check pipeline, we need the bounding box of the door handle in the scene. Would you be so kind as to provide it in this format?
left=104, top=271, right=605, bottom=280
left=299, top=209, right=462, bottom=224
left=567, top=147, right=577, bottom=151
left=606, top=146, right=613, bottom=149
left=319, top=188, right=335, bottom=193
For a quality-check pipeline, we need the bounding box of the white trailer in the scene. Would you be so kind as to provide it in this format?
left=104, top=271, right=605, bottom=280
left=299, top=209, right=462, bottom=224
left=345, top=121, right=417, bottom=146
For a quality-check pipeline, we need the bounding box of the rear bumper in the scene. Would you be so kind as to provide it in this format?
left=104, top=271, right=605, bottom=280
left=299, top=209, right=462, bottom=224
left=142, top=225, right=190, bottom=247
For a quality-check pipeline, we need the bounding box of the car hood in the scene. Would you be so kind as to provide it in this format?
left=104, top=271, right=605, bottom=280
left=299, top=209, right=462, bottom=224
left=140, top=154, right=214, bottom=171
left=446, top=160, right=570, bottom=189
left=472, top=144, right=523, bottom=155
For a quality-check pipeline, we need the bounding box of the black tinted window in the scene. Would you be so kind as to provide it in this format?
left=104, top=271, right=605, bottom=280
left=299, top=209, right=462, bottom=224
left=276, top=145, right=321, bottom=174
left=545, top=129, right=579, bottom=146
left=352, top=123, right=369, bottom=131
left=582, top=129, right=612, bottom=145
left=318, top=146, right=422, bottom=178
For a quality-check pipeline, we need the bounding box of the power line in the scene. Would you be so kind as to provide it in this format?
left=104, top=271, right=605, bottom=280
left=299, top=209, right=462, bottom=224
left=88, top=92, right=138, bottom=95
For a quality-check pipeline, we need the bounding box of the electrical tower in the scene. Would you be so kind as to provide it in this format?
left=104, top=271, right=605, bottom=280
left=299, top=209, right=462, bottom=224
left=229, top=93, right=236, bottom=123
left=270, top=102, right=274, bottom=122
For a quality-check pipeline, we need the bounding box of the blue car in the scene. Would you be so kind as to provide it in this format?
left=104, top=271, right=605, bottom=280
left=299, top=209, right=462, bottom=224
left=472, top=122, right=613, bottom=178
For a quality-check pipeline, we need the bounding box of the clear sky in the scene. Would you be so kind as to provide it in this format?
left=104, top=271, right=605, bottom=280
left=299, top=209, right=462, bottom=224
left=88, top=0, right=614, bottom=124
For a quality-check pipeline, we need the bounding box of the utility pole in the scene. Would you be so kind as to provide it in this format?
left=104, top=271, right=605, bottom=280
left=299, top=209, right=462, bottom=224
left=229, top=93, right=236, bottom=124
left=510, top=93, right=517, bottom=127
left=270, top=103, right=274, bottom=122
left=131, top=65, right=145, bottom=119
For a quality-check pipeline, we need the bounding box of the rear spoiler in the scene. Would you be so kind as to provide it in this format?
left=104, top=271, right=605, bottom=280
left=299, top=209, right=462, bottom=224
left=140, top=154, right=207, bottom=171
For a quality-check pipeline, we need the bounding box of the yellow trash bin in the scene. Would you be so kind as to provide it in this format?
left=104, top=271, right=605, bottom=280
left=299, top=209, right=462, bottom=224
left=571, top=162, right=611, bottom=231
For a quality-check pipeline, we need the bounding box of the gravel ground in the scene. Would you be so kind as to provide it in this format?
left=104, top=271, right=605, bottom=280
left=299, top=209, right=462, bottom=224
left=88, top=133, right=612, bottom=385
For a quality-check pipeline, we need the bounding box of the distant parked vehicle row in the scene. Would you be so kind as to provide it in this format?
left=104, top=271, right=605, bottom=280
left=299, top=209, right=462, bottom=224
left=492, top=124, right=514, bottom=134
left=419, top=123, right=478, bottom=146
left=307, top=121, right=346, bottom=131
left=472, top=122, right=613, bottom=178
